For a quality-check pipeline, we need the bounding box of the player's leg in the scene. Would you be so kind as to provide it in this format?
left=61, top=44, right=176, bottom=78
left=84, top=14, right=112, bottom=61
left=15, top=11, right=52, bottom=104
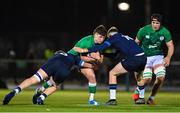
left=133, top=56, right=152, bottom=104
left=32, top=77, right=55, bottom=104
left=134, top=68, right=152, bottom=104
left=35, top=63, right=71, bottom=105
left=36, top=85, right=58, bottom=105
left=133, top=72, right=143, bottom=101
left=106, top=62, right=128, bottom=105
left=3, top=68, right=48, bottom=105
left=81, top=68, right=99, bottom=105
left=147, top=64, right=165, bottom=105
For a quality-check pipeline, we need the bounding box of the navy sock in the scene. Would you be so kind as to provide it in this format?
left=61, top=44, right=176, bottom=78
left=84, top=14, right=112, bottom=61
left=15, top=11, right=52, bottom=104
left=14, top=86, right=22, bottom=94
left=109, top=84, right=117, bottom=90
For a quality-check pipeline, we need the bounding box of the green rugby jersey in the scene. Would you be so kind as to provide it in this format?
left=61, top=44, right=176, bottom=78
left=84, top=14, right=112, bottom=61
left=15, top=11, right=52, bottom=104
left=68, top=35, right=95, bottom=56
left=137, top=24, right=172, bottom=56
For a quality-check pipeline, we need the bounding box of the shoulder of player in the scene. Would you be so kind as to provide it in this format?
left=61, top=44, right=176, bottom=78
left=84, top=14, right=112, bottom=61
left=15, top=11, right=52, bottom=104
left=160, top=26, right=171, bottom=33
left=83, top=35, right=93, bottom=39
left=79, top=35, right=93, bottom=41
left=141, top=24, right=151, bottom=30
left=137, top=24, right=151, bottom=33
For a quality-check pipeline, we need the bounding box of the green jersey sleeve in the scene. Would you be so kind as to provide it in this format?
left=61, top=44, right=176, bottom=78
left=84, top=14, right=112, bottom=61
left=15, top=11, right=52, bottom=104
left=136, top=27, right=145, bottom=41
left=68, top=35, right=94, bottom=56
left=163, top=27, right=172, bottom=42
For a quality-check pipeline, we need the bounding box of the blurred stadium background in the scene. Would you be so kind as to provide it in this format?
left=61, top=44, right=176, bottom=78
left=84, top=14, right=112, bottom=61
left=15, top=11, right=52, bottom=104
left=0, top=0, right=180, bottom=91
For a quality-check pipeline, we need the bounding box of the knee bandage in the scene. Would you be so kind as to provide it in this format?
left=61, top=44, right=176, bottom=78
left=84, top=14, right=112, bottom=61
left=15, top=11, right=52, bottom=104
left=154, top=66, right=166, bottom=77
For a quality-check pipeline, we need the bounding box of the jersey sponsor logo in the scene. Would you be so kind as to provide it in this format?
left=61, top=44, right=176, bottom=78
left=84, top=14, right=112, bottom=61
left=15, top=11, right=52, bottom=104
left=160, top=36, right=164, bottom=41
left=145, top=35, right=150, bottom=39
left=149, top=45, right=157, bottom=48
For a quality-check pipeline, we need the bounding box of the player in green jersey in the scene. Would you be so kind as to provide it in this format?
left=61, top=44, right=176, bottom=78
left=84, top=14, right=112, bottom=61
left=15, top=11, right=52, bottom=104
left=32, top=25, right=107, bottom=105
left=133, top=13, right=174, bottom=104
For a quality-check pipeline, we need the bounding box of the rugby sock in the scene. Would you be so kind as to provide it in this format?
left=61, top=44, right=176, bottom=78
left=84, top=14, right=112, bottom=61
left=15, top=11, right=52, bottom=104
left=14, top=86, right=22, bottom=94
left=43, top=81, right=52, bottom=89
left=39, top=81, right=53, bottom=93
left=39, top=93, right=47, bottom=101
left=88, top=83, right=96, bottom=101
left=137, top=85, right=145, bottom=98
left=89, top=93, right=95, bottom=101
left=109, top=84, right=117, bottom=100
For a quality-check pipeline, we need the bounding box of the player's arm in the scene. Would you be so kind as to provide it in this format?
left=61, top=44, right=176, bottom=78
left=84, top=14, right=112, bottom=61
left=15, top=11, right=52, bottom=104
left=99, top=54, right=104, bottom=63
left=80, top=55, right=95, bottom=62
left=80, top=52, right=103, bottom=63
left=164, top=40, right=174, bottom=67
left=135, top=37, right=141, bottom=45
left=73, top=41, right=111, bottom=53
left=78, top=60, right=96, bottom=69
left=135, top=27, right=144, bottom=45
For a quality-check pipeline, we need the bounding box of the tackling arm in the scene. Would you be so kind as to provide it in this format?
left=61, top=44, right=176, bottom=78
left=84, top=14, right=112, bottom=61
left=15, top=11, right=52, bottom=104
left=135, top=37, right=141, bottom=45
left=73, top=41, right=111, bottom=53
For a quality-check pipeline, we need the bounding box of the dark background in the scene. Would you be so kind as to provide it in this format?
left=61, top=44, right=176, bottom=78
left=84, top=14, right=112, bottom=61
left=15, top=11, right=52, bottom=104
left=0, top=0, right=180, bottom=88
left=0, top=0, right=179, bottom=59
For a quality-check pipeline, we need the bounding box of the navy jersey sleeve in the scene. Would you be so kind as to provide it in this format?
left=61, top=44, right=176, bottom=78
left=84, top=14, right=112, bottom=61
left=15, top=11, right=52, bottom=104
left=74, top=56, right=85, bottom=67
left=88, top=41, right=111, bottom=53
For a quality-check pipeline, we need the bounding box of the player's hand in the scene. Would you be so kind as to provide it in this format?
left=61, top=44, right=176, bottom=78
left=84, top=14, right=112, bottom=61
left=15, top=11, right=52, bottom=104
left=73, top=47, right=88, bottom=53
left=163, top=56, right=170, bottom=67
left=88, top=52, right=101, bottom=60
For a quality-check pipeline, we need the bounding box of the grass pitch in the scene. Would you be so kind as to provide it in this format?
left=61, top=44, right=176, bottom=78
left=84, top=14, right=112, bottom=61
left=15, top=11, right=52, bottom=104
left=0, top=89, right=180, bottom=112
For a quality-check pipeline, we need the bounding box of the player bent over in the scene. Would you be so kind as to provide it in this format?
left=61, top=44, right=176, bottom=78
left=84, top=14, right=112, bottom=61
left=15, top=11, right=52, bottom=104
left=2, top=50, right=93, bottom=105
left=32, top=52, right=103, bottom=105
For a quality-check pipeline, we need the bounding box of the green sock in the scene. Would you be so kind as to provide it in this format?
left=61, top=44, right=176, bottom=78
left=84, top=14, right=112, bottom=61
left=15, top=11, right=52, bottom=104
left=43, top=82, right=50, bottom=89
left=88, top=83, right=96, bottom=101
left=89, top=86, right=96, bottom=93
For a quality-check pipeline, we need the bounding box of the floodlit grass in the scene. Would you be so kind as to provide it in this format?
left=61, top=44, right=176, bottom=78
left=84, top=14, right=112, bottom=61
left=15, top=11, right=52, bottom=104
left=0, top=89, right=180, bottom=112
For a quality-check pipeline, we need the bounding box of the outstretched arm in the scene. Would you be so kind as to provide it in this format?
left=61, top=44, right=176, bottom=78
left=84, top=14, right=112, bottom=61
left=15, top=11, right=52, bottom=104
left=73, top=47, right=88, bottom=53
left=73, top=41, right=111, bottom=53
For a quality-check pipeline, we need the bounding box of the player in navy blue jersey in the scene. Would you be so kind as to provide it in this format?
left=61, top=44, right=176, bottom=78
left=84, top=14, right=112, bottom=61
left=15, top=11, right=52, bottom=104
left=74, top=26, right=147, bottom=105
left=2, top=50, right=93, bottom=105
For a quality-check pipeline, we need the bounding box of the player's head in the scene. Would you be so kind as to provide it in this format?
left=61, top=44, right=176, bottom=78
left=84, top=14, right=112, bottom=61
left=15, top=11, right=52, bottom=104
left=107, top=26, right=118, bottom=38
left=151, top=13, right=163, bottom=31
left=93, top=25, right=107, bottom=44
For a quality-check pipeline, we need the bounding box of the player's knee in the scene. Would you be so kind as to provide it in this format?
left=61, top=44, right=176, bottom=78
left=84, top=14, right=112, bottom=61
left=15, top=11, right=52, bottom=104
left=86, top=73, right=96, bottom=82
left=156, top=76, right=165, bottom=83
left=144, top=78, right=152, bottom=84
left=109, top=70, right=117, bottom=76
left=137, top=79, right=145, bottom=86
left=87, top=75, right=96, bottom=83
left=47, top=78, right=57, bottom=87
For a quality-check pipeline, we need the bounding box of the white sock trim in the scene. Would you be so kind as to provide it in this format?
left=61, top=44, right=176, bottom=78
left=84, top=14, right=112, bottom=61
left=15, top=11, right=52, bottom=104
left=88, top=82, right=96, bottom=87
left=110, top=89, right=116, bottom=100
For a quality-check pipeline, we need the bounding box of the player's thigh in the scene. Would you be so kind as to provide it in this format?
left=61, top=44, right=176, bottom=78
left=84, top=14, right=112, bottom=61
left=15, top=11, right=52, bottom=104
left=154, top=64, right=166, bottom=78
left=143, top=67, right=153, bottom=79
left=110, top=63, right=128, bottom=76
left=33, top=68, right=49, bottom=82
left=81, top=68, right=96, bottom=82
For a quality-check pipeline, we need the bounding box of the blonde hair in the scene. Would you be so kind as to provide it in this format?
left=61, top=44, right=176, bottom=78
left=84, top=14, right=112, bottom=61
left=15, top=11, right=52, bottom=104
left=107, top=26, right=118, bottom=37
